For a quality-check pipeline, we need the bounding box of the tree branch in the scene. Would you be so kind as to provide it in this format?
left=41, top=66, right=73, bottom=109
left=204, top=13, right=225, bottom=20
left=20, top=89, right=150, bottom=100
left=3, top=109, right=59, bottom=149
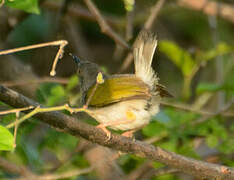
left=0, top=85, right=234, bottom=179
left=42, top=1, right=120, bottom=27
left=84, top=0, right=130, bottom=49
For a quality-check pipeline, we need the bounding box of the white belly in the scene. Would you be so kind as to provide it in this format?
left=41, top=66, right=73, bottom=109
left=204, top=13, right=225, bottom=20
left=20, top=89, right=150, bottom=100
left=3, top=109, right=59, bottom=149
left=88, top=98, right=160, bottom=131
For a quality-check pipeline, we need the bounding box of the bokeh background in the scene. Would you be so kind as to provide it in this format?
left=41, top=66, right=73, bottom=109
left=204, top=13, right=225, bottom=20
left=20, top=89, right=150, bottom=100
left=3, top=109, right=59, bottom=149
left=0, top=0, right=234, bottom=179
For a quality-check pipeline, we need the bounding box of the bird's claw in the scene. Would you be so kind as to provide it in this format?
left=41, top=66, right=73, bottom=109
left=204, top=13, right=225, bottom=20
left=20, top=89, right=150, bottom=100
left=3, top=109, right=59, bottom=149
left=96, top=124, right=111, bottom=141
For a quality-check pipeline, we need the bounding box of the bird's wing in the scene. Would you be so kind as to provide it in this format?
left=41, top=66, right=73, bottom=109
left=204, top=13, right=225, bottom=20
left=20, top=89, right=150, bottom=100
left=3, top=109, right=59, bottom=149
left=86, top=75, right=151, bottom=107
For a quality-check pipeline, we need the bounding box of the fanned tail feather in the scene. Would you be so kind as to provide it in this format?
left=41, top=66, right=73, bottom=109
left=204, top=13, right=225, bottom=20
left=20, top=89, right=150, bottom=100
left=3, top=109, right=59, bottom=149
left=134, top=31, right=158, bottom=89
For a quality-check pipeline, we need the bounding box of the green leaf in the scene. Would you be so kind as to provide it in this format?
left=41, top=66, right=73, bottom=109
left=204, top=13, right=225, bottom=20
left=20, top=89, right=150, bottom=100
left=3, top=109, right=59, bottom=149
left=206, top=134, right=218, bottom=148
left=219, top=139, right=234, bottom=154
left=178, top=143, right=198, bottom=158
left=47, top=85, right=66, bottom=106
left=5, top=0, right=40, bottom=14
left=66, top=75, right=79, bottom=92
left=164, top=107, right=198, bottom=128
left=36, top=83, right=56, bottom=104
left=196, top=83, right=222, bottom=94
left=159, top=40, right=196, bottom=77
left=0, top=125, right=14, bottom=151
left=160, top=138, right=177, bottom=152
left=230, top=124, right=234, bottom=132
left=201, top=42, right=234, bottom=61
left=197, top=81, right=234, bottom=95
left=123, top=0, right=135, bottom=11
left=51, top=85, right=65, bottom=97
left=1, top=113, right=16, bottom=124
left=142, top=121, right=166, bottom=137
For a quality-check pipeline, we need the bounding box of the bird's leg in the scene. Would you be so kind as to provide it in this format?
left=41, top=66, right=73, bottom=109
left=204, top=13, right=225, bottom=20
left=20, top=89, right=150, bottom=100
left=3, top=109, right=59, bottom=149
left=83, top=72, right=104, bottom=109
left=96, top=110, right=136, bottom=140
left=121, top=130, right=136, bottom=138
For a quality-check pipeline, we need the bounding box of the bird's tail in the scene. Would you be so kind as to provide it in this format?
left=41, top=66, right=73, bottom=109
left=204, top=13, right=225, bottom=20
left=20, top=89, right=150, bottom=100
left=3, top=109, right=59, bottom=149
left=134, top=31, right=158, bottom=88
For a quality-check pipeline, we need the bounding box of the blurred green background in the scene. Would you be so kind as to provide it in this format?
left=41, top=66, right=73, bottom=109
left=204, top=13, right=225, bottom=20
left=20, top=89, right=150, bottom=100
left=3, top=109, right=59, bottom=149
left=0, top=0, right=234, bottom=179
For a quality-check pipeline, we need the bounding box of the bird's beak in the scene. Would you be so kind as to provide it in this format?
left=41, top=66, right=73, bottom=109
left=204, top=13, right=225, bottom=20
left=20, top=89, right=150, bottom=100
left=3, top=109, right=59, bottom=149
left=69, top=53, right=81, bottom=65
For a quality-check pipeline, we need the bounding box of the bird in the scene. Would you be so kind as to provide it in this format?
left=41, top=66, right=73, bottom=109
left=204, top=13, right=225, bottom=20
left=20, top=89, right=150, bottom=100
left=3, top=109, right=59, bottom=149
left=70, top=30, right=172, bottom=139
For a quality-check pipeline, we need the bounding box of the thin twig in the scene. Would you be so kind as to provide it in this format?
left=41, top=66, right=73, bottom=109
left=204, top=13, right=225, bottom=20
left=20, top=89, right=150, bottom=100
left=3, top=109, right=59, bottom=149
left=4, top=167, right=93, bottom=180
left=42, top=1, right=120, bottom=27
left=13, top=111, right=19, bottom=148
left=191, top=99, right=234, bottom=125
left=0, top=41, right=67, bottom=56
left=144, top=0, right=166, bottom=30
left=125, top=1, right=135, bottom=41
left=84, top=72, right=104, bottom=108
left=34, top=167, right=93, bottom=180
left=126, top=162, right=178, bottom=180
left=5, top=104, right=91, bottom=129
left=144, top=131, right=168, bottom=144
left=126, top=10, right=134, bottom=41
left=0, top=106, right=34, bottom=115
left=0, top=40, right=68, bottom=77
left=84, top=0, right=130, bottom=49
left=120, top=0, right=166, bottom=72
left=141, top=166, right=179, bottom=179
left=1, top=77, right=69, bottom=87
left=49, top=41, right=68, bottom=76
left=161, top=101, right=234, bottom=117
left=85, top=83, right=98, bottom=108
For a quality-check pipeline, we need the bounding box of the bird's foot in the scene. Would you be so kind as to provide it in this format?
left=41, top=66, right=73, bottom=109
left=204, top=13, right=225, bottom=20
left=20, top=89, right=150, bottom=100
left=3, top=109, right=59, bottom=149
left=96, top=124, right=111, bottom=141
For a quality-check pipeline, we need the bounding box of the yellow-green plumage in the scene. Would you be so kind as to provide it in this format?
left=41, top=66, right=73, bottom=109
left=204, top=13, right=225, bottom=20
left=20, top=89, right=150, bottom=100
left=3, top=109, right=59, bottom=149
left=87, top=75, right=151, bottom=107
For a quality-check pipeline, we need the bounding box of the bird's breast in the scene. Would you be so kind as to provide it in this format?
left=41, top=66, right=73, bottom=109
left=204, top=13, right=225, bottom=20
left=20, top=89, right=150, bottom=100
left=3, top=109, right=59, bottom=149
left=89, top=98, right=160, bottom=131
